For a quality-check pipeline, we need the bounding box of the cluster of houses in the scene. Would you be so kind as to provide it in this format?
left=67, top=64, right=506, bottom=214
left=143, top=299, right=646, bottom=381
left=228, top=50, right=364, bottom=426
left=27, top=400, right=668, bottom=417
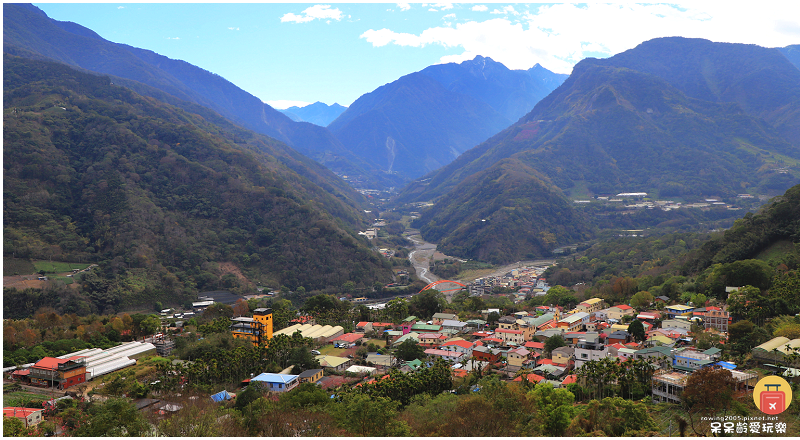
left=303, top=296, right=759, bottom=404
left=467, top=265, right=551, bottom=298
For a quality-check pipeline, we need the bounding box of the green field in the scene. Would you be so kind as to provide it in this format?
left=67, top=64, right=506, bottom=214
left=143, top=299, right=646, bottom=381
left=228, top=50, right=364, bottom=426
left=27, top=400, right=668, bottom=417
left=3, top=390, right=53, bottom=408
left=32, top=261, right=91, bottom=274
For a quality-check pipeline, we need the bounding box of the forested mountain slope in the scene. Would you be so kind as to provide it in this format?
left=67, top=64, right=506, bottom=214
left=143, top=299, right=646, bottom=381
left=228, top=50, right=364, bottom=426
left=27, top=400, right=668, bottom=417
left=3, top=54, right=393, bottom=313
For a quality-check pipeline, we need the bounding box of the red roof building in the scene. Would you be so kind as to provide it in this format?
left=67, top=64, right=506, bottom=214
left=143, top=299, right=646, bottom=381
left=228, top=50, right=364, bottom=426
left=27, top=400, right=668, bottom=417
left=3, top=407, right=44, bottom=427
left=512, top=373, right=545, bottom=384
left=29, top=357, right=86, bottom=389
left=561, top=374, right=578, bottom=386
left=524, top=341, right=544, bottom=351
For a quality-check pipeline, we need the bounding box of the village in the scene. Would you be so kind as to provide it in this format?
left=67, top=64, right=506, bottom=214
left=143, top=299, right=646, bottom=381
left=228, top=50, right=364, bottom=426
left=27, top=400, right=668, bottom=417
left=5, top=266, right=798, bottom=436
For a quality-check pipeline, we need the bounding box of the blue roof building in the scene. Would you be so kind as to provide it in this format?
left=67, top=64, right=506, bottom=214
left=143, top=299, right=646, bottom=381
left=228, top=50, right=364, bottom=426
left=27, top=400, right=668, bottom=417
left=250, top=373, right=299, bottom=393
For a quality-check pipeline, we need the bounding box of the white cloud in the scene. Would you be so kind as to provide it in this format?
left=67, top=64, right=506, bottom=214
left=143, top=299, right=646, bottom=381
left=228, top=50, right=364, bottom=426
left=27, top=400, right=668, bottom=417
left=491, top=6, right=519, bottom=16
left=167, top=37, right=180, bottom=40
left=397, top=3, right=411, bottom=12
left=281, top=5, right=343, bottom=24
left=471, top=5, right=488, bottom=12
left=266, top=100, right=313, bottom=110
left=424, top=3, right=454, bottom=12
left=361, top=2, right=800, bottom=74
left=117, top=6, right=125, bottom=9
left=228, top=27, right=240, bottom=31
left=443, top=13, right=456, bottom=19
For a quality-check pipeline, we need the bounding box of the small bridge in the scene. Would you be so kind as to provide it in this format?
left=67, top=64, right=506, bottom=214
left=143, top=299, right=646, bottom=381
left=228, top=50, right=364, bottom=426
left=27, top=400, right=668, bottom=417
left=419, top=280, right=466, bottom=293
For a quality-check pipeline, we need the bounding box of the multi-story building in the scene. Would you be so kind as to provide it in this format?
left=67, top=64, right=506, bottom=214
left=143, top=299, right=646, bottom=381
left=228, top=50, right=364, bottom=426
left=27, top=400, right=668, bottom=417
left=575, top=298, right=605, bottom=314
left=28, top=357, right=86, bottom=389
left=574, top=336, right=609, bottom=369
left=557, top=312, right=589, bottom=332
left=230, top=308, right=273, bottom=346
left=703, top=307, right=730, bottom=332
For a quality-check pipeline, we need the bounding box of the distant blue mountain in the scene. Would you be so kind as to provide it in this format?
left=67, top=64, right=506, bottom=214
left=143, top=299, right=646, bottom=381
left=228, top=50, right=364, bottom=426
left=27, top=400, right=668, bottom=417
left=280, top=102, right=348, bottom=127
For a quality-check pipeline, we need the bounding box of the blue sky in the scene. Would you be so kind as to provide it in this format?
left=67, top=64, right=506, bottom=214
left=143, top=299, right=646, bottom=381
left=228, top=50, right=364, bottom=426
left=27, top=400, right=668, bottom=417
left=35, top=2, right=800, bottom=109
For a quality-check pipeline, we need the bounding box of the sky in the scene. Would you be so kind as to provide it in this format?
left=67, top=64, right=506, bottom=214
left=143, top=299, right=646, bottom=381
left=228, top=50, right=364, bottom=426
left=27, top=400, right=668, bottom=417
left=34, top=2, right=800, bottom=109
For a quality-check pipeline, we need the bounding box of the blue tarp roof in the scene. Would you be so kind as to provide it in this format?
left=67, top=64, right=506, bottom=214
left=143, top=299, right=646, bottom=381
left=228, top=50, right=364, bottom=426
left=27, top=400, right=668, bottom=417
left=715, top=361, right=737, bottom=369
left=210, top=390, right=232, bottom=402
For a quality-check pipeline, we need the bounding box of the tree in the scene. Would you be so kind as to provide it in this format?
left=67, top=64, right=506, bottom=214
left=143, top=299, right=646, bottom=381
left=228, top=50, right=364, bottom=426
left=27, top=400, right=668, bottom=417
left=386, top=298, right=409, bottom=323
left=395, top=339, right=425, bottom=361
left=567, top=397, right=657, bottom=436
left=302, top=294, right=340, bottom=313
left=409, top=289, right=446, bottom=319
left=544, top=334, right=566, bottom=357
left=232, top=299, right=249, bottom=317
left=288, top=347, right=321, bottom=373
left=690, top=293, right=707, bottom=307
left=682, top=367, right=737, bottom=436
left=528, top=382, right=575, bottom=436
left=544, top=285, right=577, bottom=307
left=629, top=291, right=653, bottom=309
left=3, top=416, right=31, bottom=437
left=331, top=393, right=411, bottom=436
left=75, top=398, right=150, bottom=437
left=138, top=314, right=161, bottom=336
left=279, top=382, right=330, bottom=409
left=627, top=319, right=646, bottom=343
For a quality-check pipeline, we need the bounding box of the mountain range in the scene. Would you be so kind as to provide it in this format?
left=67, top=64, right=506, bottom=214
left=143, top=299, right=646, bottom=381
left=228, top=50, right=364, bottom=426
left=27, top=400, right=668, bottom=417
left=328, top=56, right=567, bottom=179
left=2, top=3, right=402, bottom=189
left=402, top=37, right=800, bottom=263
left=279, top=102, right=347, bottom=127
left=5, top=3, right=800, bottom=269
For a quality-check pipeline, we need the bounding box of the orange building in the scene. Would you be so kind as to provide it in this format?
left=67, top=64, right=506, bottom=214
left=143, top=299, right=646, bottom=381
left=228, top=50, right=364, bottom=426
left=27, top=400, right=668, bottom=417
left=28, top=357, right=86, bottom=389
left=230, top=308, right=274, bottom=346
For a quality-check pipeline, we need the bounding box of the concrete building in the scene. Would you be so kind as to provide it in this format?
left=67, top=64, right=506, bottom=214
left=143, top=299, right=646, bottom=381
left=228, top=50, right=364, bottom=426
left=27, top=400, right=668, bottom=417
left=230, top=308, right=273, bottom=346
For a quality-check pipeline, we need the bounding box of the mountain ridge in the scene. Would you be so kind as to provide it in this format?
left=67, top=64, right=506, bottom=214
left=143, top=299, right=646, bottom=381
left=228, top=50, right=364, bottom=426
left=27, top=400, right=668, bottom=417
left=3, top=3, right=401, bottom=188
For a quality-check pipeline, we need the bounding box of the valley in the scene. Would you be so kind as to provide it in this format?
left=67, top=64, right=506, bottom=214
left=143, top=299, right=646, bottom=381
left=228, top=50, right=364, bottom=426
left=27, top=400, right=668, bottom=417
left=3, top=3, right=800, bottom=437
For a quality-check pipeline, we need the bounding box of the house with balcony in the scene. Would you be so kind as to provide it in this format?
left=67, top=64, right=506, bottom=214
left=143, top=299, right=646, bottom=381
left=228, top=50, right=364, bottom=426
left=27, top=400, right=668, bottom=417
left=495, top=328, right=525, bottom=345
left=673, top=348, right=719, bottom=372
left=441, top=339, right=474, bottom=358
left=229, top=308, right=274, bottom=347
left=574, top=335, right=609, bottom=369
left=702, top=307, right=730, bottom=332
